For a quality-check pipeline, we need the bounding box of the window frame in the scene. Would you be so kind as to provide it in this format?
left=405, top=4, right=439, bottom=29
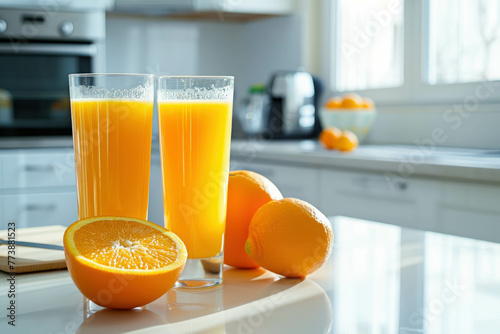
left=322, top=0, right=500, bottom=107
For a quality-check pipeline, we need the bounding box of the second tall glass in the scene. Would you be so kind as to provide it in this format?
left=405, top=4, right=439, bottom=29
left=69, top=74, right=154, bottom=220
left=157, top=76, right=234, bottom=288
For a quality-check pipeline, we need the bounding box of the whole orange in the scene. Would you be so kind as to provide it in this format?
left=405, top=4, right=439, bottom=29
left=246, top=198, right=334, bottom=278
left=224, top=170, right=283, bottom=269
left=319, top=127, right=342, bottom=150
left=337, top=130, right=359, bottom=152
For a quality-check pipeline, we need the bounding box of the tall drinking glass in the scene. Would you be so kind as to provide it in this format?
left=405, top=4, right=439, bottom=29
left=69, top=74, right=154, bottom=220
left=157, top=76, right=234, bottom=288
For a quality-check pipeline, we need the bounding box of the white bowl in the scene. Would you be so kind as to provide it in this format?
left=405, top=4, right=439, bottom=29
left=319, top=108, right=377, bottom=142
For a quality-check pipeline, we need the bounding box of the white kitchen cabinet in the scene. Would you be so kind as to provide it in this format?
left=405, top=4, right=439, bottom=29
left=320, top=168, right=500, bottom=242
left=320, top=169, right=439, bottom=231
left=113, top=0, right=294, bottom=20
left=230, top=159, right=322, bottom=209
left=0, top=149, right=76, bottom=190
left=0, top=148, right=78, bottom=229
left=435, top=181, right=500, bottom=243
left=148, top=151, right=165, bottom=226
left=0, top=191, right=78, bottom=228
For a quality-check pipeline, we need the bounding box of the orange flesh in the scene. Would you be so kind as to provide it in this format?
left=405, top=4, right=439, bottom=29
left=73, top=220, right=180, bottom=270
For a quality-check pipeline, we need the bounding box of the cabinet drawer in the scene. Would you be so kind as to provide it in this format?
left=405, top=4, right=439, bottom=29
left=320, top=169, right=437, bottom=230
left=230, top=160, right=321, bottom=209
left=0, top=150, right=76, bottom=189
left=439, top=207, right=500, bottom=243
left=148, top=154, right=164, bottom=226
left=1, top=191, right=78, bottom=228
left=436, top=181, right=500, bottom=242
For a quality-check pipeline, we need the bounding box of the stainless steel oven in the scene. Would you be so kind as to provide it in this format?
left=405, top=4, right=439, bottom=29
left=0, top=8, right=104, bottom=142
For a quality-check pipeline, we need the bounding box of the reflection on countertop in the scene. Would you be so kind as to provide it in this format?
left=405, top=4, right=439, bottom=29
left=1, top=216, right=499, bottom=333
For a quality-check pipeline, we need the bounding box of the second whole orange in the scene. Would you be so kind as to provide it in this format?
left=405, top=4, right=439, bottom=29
left=337, top=130, right=359, bottom=152
left=224, top=170, right=283, bottom=269
left=246, top=198, right=334, bottom=278
left=319, top=127, right=342, bottom=150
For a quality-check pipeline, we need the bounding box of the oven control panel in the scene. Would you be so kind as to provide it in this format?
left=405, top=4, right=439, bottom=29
left=0, top=8, right=104, bottom=42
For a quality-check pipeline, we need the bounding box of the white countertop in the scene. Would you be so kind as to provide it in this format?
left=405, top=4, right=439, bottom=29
left=1, top=216, right=499, bottom=334
left=230, top=140, right=500, bottom=184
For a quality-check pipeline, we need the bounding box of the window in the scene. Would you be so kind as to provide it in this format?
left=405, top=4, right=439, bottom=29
left=327, top=0, right=500, bottom=105
left=336, top=0, right=404, bottom=91
left=428, top=0, right=500, bottom=84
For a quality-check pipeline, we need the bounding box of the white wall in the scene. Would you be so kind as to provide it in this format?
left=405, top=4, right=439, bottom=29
left=366, top=107, right=500, bottom=149
left=237, top=15, right=303, bottom=92
left=106, top=16, right=202, bottom=75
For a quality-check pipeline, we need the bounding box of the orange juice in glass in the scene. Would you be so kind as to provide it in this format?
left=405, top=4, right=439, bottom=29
left=69, top=74, right=154, bottom=220
left=157, top=76, right=233, bottom=288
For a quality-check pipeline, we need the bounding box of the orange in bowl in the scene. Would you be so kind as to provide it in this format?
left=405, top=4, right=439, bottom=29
left=324, top=97, right=342, bottom=109
left=324, top=94, right=375, bottom=111
left=339, top=93, right=363, bottom=109
left=361, top=97, right=375, bottom=109
left=320, top=94, right=376, bottom=142
left=64, top=216, right=187, bottom=309
left=224, top=170, right=283, bottom=269
left=246, top=198, right=334, bottom=278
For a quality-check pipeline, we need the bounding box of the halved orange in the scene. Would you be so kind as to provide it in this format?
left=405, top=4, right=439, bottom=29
left=63, top=216, right=187, bottom=309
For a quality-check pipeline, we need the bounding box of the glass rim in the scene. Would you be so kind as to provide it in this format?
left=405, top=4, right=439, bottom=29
left=69, top=73, right=155, bottom=78
left=156, top=75, right=234, bottom=80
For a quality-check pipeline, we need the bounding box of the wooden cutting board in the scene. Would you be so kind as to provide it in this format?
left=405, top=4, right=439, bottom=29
left=0, top=225, right=67, bottom=274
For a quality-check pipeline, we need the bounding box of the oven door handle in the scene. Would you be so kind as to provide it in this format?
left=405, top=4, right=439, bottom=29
left=0, top=43, right=96, bottom=56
